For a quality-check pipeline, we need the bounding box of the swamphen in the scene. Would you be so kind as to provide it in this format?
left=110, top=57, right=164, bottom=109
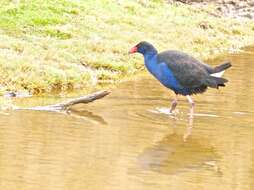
left=129, top=41, right=231, bottom=116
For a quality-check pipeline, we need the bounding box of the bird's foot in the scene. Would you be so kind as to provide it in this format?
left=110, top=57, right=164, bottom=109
left=169, top=109, right=179, bottom=116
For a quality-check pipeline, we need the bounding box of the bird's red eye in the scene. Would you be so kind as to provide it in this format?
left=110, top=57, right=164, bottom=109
left=129, top=46, right=137, bottom=54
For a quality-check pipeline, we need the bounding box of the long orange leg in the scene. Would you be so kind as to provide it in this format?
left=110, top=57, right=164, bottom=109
left=169, top=94, right=178, bottom=114
left=187, top=95, right=195, bottom=118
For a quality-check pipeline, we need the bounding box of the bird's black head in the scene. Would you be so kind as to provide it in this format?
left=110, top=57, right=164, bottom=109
left=129, top=41, right=157, bottom=56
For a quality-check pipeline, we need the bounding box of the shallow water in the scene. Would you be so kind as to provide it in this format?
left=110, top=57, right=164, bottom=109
left=1, top=48, right=254, bottom=190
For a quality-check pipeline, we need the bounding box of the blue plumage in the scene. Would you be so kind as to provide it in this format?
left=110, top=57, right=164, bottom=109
left=144, top=53, right=182, bottom=91
left=143, top=50, right=196, bottom=95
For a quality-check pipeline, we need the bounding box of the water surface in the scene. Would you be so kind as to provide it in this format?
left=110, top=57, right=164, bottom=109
left=0, top=48, right=254, bottom=190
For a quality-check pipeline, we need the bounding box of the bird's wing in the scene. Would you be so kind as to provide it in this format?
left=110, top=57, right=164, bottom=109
left=157, top=50, right=210, bottom=88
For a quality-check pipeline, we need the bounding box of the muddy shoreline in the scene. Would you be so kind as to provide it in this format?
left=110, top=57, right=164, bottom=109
left=172, top=0, right=254, bottom=19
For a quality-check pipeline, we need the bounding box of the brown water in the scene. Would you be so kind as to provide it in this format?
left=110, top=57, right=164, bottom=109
left=1, top=48, right=254, bottom=190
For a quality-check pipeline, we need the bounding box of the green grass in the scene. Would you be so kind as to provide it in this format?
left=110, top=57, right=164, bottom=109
left=0, top=0, right=254, bottom=94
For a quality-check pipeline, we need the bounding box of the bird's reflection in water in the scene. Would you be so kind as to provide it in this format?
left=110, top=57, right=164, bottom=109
left=66, top=109, right=107, bottom=125
left=183, top=116, right=193, bottom=142
left=138, top=116, right=218, bottom=174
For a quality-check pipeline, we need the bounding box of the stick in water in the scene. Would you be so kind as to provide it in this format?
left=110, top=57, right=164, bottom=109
left=23, top=90, right=110, bottom=112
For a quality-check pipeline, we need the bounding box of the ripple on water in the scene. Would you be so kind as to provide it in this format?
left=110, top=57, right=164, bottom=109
left=149, top=107, right=219, bottom=118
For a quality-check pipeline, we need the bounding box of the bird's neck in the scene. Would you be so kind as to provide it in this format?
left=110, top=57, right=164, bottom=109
left=144, top=51, right=157, bottom=63
left=144, top=53, right=158, bottom=75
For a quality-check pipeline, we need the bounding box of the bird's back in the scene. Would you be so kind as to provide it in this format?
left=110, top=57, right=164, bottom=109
left=157, top=51, right=211, bottom=89
left=157, top=50, right=214, bottom=74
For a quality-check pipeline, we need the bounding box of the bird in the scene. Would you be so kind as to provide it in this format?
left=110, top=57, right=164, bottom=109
left=129, top=41, right=231, bottom=117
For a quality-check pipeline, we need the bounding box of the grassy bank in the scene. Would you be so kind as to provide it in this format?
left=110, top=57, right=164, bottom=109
left=0, top=0, right=254, bottom=94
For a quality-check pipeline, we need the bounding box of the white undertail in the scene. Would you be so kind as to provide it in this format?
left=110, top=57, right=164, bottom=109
left=210, top=70, right=225, bottom=77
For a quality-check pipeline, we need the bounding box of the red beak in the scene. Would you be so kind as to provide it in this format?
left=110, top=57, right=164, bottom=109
left=129, top=46, right=137, bottom=54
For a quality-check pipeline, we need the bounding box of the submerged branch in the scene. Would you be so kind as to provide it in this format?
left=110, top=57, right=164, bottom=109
left=23, top=90, right=110, bottom=112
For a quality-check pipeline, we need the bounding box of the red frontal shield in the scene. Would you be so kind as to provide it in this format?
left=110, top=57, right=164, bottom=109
left=129, top=46, right=137, bottom=54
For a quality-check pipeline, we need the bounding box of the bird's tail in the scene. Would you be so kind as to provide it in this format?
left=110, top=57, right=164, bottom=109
left=210, top=62, right=232, bottom=77
left=213, top=62, right=232, bottom=73
left=206, top=76, right=228, bottom=89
